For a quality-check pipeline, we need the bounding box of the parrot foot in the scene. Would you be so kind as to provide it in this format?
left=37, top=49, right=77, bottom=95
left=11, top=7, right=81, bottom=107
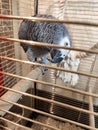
left=40, top=57, right=49, bottom=74
left=41, top=67, right=48, bottom=75
left=31, top=57, right=49, bottom=74
left=31, top=65, right=48, bottom=74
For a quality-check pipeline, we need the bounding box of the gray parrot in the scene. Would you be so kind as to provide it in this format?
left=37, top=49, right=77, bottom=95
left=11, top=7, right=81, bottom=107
left=18, top=14, right=72, bottom=73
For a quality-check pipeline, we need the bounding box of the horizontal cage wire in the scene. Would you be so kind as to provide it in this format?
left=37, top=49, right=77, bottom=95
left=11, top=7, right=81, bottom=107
left=0, top=0, right=98, bottom=130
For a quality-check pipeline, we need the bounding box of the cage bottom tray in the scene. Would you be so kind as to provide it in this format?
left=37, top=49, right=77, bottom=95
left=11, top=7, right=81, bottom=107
left=31, top=115, right=85, bottom=130
left=35, top=90, right=98, bottom=128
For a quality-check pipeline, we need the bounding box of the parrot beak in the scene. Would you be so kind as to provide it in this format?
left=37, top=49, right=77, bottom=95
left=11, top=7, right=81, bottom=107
left=47, top=57, right=63, bottom=63
left=48, top=49, right=64, bottom=63
left=51, top=57, right=63, bottom=63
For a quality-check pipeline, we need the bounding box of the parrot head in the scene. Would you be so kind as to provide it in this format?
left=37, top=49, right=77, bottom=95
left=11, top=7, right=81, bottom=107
left=49, top=37, right=72, bottom=63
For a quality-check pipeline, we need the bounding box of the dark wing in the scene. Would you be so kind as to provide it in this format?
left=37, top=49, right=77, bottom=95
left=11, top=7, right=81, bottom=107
left=18, top=20, right=33, bottom=52
left=18, top=14, right=71, bottom=56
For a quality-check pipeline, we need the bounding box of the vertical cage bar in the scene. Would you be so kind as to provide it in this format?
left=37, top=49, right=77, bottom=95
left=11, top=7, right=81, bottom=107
left=33, top=0, right=39, bottom=109
left=88, top=55, right=98, bottom=129
left=89, top=86, right=95, bottom=128
left=34, top=0, right=39, bottom=15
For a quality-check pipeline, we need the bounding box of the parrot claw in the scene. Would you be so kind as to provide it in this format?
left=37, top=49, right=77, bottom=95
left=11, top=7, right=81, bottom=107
left=40, top=57, right=49, bottom=74
left=47, top=58, right=52, bottom=63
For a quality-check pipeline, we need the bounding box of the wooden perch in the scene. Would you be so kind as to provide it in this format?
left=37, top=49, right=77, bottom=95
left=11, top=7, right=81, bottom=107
left=0, top=68, right=41, bottom=116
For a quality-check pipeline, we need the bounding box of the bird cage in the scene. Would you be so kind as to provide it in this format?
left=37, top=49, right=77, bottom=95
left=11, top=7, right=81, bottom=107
left=0, top=0, right=98, bottom=130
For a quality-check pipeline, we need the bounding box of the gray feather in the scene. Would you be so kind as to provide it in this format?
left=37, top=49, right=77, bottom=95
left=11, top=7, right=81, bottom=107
left=18, top=14, right=72, bottom=63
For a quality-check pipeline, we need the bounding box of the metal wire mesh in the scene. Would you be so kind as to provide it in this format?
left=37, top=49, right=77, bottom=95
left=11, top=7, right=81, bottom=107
left=0, top=0, right=17, bottom=96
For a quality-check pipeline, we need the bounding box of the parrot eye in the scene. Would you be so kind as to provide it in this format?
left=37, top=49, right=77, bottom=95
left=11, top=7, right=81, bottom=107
left=66, top=43, right=68, bottom=46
